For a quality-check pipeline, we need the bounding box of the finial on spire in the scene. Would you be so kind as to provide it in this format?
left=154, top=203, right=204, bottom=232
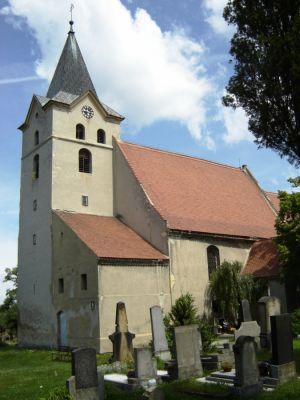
left=69, top=4, right=74, bottom=33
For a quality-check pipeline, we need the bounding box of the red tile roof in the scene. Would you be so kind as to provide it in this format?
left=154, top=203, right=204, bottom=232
left=265, top=191, right=280, bottom=212
left=242, top=239, right=280, bottom=278
left=55, top=211, right=168, bottom=261
left=118, top=142, right=277, bottom=239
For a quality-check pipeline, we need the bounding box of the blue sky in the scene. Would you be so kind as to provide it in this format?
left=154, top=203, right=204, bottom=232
left=0, top=0, right=298, bottom=301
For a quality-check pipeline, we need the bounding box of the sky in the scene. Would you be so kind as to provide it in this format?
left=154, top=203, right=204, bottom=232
left=0, top=0, right=299, bottom=302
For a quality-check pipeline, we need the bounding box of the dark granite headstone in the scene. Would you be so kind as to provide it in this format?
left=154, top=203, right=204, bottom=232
left=271, top=314, right=294, bottom=365
left=71, top=347, right=98, bottom=389
left=242, top=299, right=252, bottom=322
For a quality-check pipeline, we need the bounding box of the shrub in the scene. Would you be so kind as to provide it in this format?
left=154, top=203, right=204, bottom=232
left=291, top=308, right=300, bottom=337
left=164, top=293, right=215, bottom=356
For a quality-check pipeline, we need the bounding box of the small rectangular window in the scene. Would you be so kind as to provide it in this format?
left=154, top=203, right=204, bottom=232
left=33, top=234, right=37, bottom=245
left=58, top=278, right=64, bottom=293
left=81, top=274, right=87, bottom=290
left=33, top=199, right=37, bottom=211
left=82, top=195, right=89, bottom=206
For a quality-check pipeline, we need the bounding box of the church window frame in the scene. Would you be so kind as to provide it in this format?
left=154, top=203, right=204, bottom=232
left=82, top=195, right=89, bottom=206
left=76, top=124, right=85, bottom=140
left=33, top=154, right=39, bottom=179
left=81, top=274, right=87, bottom=291
left=34, top=130, right=39, bottom=146
left=33, top=234, right=37, bottom=245
left=97, top=129, right=106, bottom=144
left=207, top=245, right=220, bottom=278
left=58, top=278, right=64, bottom=294
left=79, top=149, right=92, bottom=173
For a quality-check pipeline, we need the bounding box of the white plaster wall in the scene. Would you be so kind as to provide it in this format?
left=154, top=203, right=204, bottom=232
left=18, top=114, right=56, bottom=347
left=52, top=214, right=100, bottom=350
left=51, top=95, right=121, bottom=215
left=114, top=142, right=168, bottom=254
left=169, top=236, right=252, bottom=315
left=98, top=263, right=171, bottom=352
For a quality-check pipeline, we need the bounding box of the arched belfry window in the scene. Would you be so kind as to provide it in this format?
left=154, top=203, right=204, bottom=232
left=97, top=129, right=106, bottom=144
left=34, top=130, right=39, bottom=146
left=79, top=149, right=92, bottom=173
left=207, top=245, right=220, bottom=278
left=76, top=124, right=85, bottom=140
left=33, top=154, right=39, bottom=179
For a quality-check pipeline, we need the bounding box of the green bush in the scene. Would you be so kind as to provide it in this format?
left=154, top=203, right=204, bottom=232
left=291, top=308, right=300, bottom=337
left=164, top=293, right=215, bottom=356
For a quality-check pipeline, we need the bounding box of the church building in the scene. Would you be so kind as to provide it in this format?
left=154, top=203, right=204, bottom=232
left=17, top=22, right=280, bottom=352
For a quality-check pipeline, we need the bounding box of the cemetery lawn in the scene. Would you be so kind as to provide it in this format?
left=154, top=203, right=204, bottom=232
left=0, top=340, right=300, bottom=400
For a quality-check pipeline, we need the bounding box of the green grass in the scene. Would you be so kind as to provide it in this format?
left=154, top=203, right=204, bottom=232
left=0, top=340, right=299, bottom=400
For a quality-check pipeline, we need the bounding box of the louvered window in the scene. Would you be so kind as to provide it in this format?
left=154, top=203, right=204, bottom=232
left=207, top=245, right=220, bottom=278
left=97, top=129, right=106, bottom=144
left=79, top=149, right=92, bottom=173
left=76, top=124, right=85, bottom=140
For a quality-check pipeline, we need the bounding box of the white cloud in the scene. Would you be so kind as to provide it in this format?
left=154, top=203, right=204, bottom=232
left=203, top=0, right=234, bottom=35
left=2, top=0, right=214, bottom=144
left=215, top=99, right=253, bottom=143
left=0, top=76, right=41, bottom=85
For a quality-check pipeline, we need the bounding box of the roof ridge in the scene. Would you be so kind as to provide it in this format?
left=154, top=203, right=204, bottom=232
left=120, top=140, right=241, bottom=171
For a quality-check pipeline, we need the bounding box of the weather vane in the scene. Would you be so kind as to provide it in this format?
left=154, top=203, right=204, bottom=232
left=69, top=4, right=74, bottom=33
left=70, top=4, right=74, bottom=21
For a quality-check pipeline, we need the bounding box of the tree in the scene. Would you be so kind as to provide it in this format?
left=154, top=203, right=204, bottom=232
left=0, top=267, right=18, bottom=338
left=209, top=260, right=261, bottom=325
left=275, top=189, right=300, bottom=308
left=223, top=1, right=300, bottom=166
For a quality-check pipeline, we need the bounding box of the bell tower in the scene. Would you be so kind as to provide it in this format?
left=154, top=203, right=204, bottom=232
left=17, top=20, right=124, bottom=347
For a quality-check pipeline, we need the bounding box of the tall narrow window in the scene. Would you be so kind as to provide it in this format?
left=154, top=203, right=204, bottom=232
left=79, top=149, right=92, bottom=173
left=76, top=124, right=85, bottom=140
left=34, top=130, right=39, bottom=145
left=58, top=278, right=64, bottom=294
left=81, top=274, right=87, bottom=290
left=207, top=245, right=220, bottom=278
left=97, top=129, right=106, bottom=144
left=33, top=154, right=39, bottom=179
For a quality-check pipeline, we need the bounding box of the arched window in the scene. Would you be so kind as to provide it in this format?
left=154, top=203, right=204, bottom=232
left=34, top=130, right=39, bottom=146
left=97, top=129, right=106, bottom=144
left=33, top=154, right=39, bottom=179
left=76, top=124, right=85, bottom=140
left=207, top=245, right=220, bottom=277
left=79, top=149, right=92, bottom=173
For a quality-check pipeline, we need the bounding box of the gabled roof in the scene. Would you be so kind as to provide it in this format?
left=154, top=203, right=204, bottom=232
left=265, top=191, right=280, bottom=213
left=47, top=29, right=97, bottom=99
left=117, top=142, right=277, bottom=239
left=242, top=239, right=280, bottom=278
left=55, top=211, right=168, bottom=262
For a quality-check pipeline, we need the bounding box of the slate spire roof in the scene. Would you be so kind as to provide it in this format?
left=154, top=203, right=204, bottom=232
left=46, top=21, right=98, bottom=99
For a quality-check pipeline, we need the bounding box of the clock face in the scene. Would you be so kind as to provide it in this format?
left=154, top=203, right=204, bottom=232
left=81, top=105, right=94, bottom=119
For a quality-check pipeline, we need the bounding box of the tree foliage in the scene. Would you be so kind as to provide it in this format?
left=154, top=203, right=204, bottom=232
left=275, top=190, right=300, bottom=294
left=223, top=0, right=300, bottom=165
left=0, top=267, right=18, bottom=338
left=209, top=260, right=265, bottom=325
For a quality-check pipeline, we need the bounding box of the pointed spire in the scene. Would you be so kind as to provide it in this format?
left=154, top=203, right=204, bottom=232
left=46, top=18, right=98, bottom=99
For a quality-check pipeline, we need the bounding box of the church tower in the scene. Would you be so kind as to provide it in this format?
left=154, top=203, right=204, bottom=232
left=17, top=21, right=124, bottom=347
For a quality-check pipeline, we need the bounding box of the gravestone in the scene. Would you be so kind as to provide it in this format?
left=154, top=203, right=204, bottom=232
left=270, top=314, right=296, bottom=384
left=150, top=306, right=171, bottom=361
left=234, top=321, right=261, bottom=347
left=232, top=336, right=262, bottom=397
left=173, top=325, right=203, bottom=379
left=66, top=347, right=104, bottom=400
left=258, top=296, right=280, bottom=348
left=109, top=302, right=135, bottom=362
left=242, top=299, right=252, bottom=322
left=133, top=347, right=157, bottom=386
